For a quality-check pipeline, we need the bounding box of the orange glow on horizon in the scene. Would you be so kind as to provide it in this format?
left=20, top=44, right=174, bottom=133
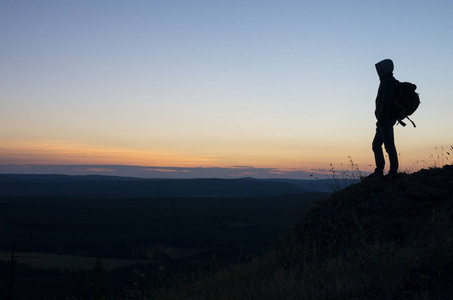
left=0, top=140, right=223, bottom=167
left=1, top=139, right=448, bottom=175
left=0, top=139, right=324, bottom=168
left=0, top=140, right=316, bottom=169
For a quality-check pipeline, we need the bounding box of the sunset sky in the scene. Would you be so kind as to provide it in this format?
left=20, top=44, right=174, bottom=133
left=1, top=1, right=452, bottom=178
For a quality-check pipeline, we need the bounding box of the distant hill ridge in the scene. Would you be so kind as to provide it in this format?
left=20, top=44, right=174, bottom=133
left=0, top=174, right=358, bottom=198
left=0, top=174, right=347, bottom=198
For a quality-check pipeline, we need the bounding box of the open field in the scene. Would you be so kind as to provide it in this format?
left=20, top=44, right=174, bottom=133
left=0, top=191, right=325, bottom=299
left=0, top=251, right=154, bottom=271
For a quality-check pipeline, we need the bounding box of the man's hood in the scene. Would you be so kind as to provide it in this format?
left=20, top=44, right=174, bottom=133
left=375, top=59, right=394, bottom=80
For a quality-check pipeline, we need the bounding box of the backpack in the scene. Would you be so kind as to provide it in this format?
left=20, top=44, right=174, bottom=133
left=393, top=81, right=420, bottom=127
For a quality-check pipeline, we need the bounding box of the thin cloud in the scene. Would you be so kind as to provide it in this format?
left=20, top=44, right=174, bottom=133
left=84, top=168, right=116, bottom=172
left=0, top=164, right=318, bottom=179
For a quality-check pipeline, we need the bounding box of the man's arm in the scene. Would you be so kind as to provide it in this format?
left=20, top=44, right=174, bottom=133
left=376, top=79, right=395, bottom=121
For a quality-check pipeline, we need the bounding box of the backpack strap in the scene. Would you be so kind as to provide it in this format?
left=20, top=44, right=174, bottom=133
left=406, top=116, right=416, bottom=128
left=397, top=117, right=416, bottom=128
left=397, top=119, right=407, bottom=127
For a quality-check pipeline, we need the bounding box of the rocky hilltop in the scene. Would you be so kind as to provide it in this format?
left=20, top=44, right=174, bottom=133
left=297, top=164, right=453, bottom=253
left=291, top=164, right=453, bottom=299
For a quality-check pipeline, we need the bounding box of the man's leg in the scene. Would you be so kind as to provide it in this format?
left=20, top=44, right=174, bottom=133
left=380, top=125, right=399, bottom=174
left=372, top=127, right=385, bottom=175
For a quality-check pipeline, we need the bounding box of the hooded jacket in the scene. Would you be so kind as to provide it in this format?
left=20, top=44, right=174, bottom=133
left=375, top=59, right=398, bottom=124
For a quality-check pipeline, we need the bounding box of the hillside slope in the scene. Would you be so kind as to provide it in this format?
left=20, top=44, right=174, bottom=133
left=157, top=165, right=453, bottom=299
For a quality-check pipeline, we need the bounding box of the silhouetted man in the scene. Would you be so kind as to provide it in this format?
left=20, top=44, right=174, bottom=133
left=371, top=59, right=399, bottom=179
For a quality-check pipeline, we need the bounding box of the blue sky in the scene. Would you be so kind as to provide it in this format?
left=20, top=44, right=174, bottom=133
left=1, top=1, right=452, bottom=178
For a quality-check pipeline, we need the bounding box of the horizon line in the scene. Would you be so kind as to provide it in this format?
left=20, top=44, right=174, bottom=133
left=0, top=163, right=349, bottom=180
